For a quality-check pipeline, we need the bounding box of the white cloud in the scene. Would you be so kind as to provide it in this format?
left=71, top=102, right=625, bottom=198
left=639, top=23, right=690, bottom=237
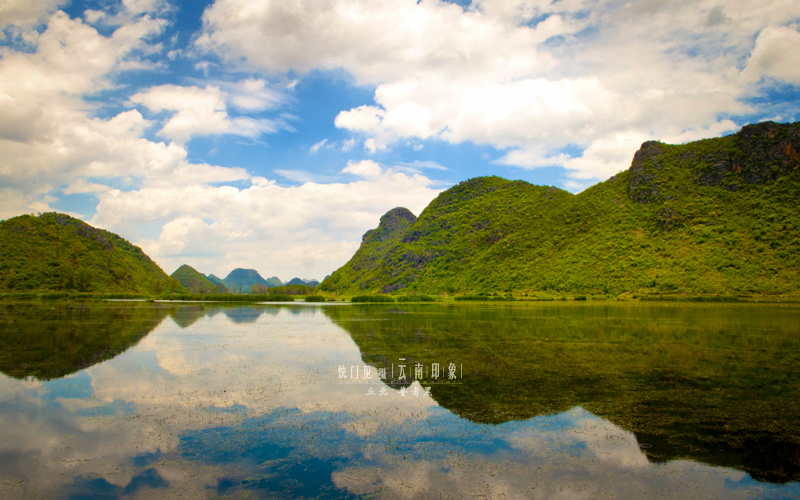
left=275, top=169, right=336, bottom=183
left=197, top=0, right=800, bottom=185
left=143, top=162, right=250, bottom=188
left=340, top=159, right=383, bottom=179
left=334, top=105, right=385, bottom=133
left=129, top=84, right=280, bottom=144
left=63, top=179, right=113, bottom=195
left=743, top=26, right=800, bottom=84
left=395, top=160, right=448, bottom=172
left=196, top=0, right=553, bottom=83
left=0, top=0, right=65, bottom=35
left=219, top=77, right=285, bottom=111
left=84, top=0, right=170, bottom=26
left=121, top=0, right=166, bottom=16
left=151, top=216, right=211, bottom=255
left=309, top=138, right=328, bottom=154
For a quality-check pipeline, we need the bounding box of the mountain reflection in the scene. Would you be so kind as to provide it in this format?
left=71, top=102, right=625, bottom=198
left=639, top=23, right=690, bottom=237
left=222, top=306, right=273, bottom=323
left=168, top=304, right=209, bottom=329
left=166, top=303, right=296, bottom=329
left=0, top=301, right=296, bottom=381
left=323, top=303, right=800, bottom=483
left=0, top=302, right=169, bottom=380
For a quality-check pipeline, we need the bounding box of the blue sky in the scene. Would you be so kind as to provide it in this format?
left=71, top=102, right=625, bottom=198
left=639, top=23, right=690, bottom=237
left=1, top=0, right=798, bottom=280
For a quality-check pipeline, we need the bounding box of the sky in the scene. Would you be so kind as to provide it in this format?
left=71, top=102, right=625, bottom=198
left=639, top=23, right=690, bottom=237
left=1, top=0, right=799, bottom=281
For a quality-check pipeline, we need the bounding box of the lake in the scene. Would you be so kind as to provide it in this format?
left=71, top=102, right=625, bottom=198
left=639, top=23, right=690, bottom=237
left=0, top=300, right=798, bottom=499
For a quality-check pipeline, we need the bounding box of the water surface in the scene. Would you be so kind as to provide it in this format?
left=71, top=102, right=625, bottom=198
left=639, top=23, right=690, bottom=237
left=0, top=301, right=798, bottom=499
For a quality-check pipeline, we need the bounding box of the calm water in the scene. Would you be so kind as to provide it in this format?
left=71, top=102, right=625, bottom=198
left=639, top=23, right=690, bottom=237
left=0, top=301, right=798, bottom=499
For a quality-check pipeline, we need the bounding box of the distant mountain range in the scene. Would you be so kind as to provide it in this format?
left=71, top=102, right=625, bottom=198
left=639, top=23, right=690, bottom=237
left=321, top=120, right=800, bottom=297
left=285, top=277, right=320, bottom=286
left=179, top=267, right=319, bottom=294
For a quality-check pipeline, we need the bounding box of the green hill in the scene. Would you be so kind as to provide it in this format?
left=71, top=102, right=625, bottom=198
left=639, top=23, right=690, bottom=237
left=265, top=276, right=283, bottom=287
left=321, top=121, right=800, bottom=297
left=222, top=268, right=269, bottom=294
left=0, top=212, right=184, bottom=294
left=171, top=264, right=227, bottom=293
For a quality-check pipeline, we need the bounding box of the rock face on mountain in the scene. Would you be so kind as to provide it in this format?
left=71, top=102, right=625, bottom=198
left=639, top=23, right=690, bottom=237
left=629, top=121, right=800, bottom=205
left=321, top=121, right=800, bottom=297
left=362, top=207, right=417, bottom=245
left=322, top=207, right=418, bottom=293
left=0, top=212, right=182, bottom=294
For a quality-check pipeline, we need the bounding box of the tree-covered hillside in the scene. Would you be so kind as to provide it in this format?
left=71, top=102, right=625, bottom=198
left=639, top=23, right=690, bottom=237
left=171, top=264, right=227, bottom=293
left=0, top=213, right=184, bottom=294
left=265, top=276, right=283, bottom=287
left=321, top=121, right=800, bottom=297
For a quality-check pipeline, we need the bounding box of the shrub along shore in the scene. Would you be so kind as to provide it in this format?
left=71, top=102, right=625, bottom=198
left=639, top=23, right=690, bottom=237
left=0, top=290, right=796, bottom=303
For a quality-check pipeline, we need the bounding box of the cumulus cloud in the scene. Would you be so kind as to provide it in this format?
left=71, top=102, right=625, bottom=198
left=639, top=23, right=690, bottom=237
left=0, top=10, right=171, bottom=218
left=743, top=26, right=800, bottom=84
left=63, top=179, right=113, bottom=195
left=222, top=77, right=285, bottom=111
left=196, top=0, right=554, bottom=83
left=340, top=159, right=383, bottom=179
left=197, top=0, right=800, bottom=184
left=0, top=0, right=65, bottom=35
left=129, top=84, right=281, bottom=144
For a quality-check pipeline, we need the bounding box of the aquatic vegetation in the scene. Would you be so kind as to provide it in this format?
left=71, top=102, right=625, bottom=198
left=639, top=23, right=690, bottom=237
left=351, top=295, right=396, bottom=303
